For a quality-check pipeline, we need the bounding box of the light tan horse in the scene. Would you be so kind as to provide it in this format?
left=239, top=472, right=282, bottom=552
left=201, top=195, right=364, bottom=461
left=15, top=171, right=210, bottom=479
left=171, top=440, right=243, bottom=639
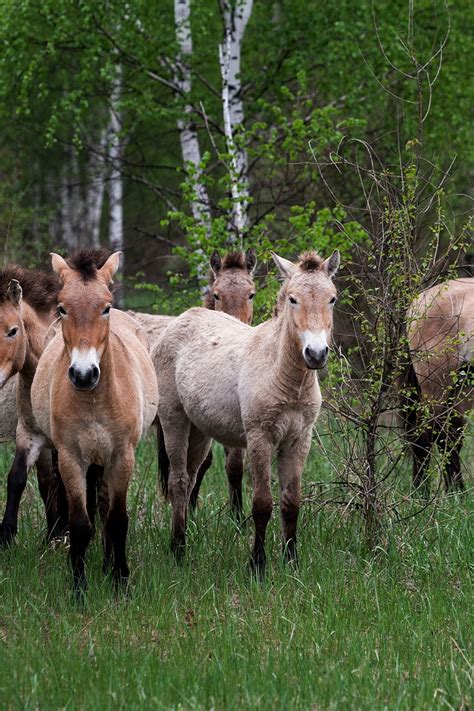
left=0, top=266, right=68, bottom=544
left=132, top=248, right=257, bottom=517
left=154, top=250, right=339, bottom=576
left=31, top=251, right=158, bottom=595
left=405, top=277, right=473, bottom=492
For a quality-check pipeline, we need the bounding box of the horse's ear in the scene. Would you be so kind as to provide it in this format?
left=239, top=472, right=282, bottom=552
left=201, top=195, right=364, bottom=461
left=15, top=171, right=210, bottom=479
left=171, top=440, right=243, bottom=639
left=7, top=279, right=22, bottom=306
left=245, top=248, right=257, bottom=274
left=50, top=253, right=72, bottom=283
left=271, top=252, right=295, bottom=279
left=323, top=250, right=340, bottom=278
left=98, top=251, right=122, bottom=285
left=210, top=250, right=221, bottom=276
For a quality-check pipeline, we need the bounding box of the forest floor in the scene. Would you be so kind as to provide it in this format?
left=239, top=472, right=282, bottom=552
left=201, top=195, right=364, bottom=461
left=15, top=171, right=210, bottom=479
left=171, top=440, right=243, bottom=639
left=0, top=424, right=472, bottom=710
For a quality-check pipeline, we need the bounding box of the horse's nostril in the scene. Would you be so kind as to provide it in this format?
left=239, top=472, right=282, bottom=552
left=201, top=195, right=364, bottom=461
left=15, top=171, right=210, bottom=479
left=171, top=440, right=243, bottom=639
left=68, top=366, right=75, bottom=381
left=324, top=346, right=329, bottom=356
left=91, top=366, right=99, bottom=381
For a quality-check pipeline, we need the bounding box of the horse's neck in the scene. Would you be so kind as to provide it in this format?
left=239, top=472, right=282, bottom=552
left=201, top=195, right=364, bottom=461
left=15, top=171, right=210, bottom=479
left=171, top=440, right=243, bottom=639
left=270, top=316, right=315, bottom=402
left=20, top=304, right=54, bottom=383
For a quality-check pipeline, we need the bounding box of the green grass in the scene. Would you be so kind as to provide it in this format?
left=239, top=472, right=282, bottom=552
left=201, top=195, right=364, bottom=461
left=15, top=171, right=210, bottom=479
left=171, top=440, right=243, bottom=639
left=0, top=431, right=472, bottom=710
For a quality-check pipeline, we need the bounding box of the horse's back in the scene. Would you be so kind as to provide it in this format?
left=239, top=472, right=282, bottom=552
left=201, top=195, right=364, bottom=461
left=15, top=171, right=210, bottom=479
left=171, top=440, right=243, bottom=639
left=409, top=278, right=474, bottom=410
left=127, top=311, right=175, bottom=350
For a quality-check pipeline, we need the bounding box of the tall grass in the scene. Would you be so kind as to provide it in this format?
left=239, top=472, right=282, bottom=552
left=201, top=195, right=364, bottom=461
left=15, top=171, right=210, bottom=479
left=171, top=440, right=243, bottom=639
left=0, top=429, right=472, bottom=710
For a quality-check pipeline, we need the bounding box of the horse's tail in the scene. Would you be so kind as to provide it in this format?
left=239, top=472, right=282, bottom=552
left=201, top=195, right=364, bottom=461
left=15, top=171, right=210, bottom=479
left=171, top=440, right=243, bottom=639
left=157, top=418, right=170, bottom=500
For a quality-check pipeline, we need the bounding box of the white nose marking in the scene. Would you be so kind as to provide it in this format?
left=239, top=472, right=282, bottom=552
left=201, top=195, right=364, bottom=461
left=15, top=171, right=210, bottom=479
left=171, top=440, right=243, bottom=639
left=71, top=347, right=100, bottom=375
left=300, top=330, right=328, bottom=353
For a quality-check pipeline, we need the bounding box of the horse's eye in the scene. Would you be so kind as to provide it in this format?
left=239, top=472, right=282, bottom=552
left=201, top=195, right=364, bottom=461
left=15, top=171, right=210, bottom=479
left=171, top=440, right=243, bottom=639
left=329, top=296, right=337, bottom=305
left=58, top=305, right=67, bottom=317
left=289, top=295, right=297, bottom=305
left=102, top=306, right=111, bottom=316
left=213, top=293, right=220, bottom=301
left=249, top=293, right=255, bottom=300
left=7, top=326, right=18, bottom=338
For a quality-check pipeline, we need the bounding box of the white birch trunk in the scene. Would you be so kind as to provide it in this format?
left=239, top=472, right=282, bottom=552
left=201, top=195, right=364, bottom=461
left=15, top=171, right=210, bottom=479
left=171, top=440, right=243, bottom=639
left=86, top=128, right=108, bottom=247
left=219, top=0, right=253, bottom=243
left=174, top=0, right=210, bottom=279
left=108, top=65, right=124, bottom=256
left=60, top=150, right=80, bottom=250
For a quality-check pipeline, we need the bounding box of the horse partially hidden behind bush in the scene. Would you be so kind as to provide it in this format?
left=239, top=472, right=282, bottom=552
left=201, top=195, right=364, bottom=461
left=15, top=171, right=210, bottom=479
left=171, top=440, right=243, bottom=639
left=31, top=251, right=157, bottom=596
left=133, top=248, right=257, bottom=518
left=155, top=249, right=340, bottom=578
left=0, top=265, right=67, bottom=544
left=404, top=277, right=473, bottom=493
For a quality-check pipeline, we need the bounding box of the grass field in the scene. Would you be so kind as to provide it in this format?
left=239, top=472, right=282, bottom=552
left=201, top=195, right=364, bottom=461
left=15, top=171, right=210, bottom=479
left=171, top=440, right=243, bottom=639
left=0, top=426, right=472, bottom=710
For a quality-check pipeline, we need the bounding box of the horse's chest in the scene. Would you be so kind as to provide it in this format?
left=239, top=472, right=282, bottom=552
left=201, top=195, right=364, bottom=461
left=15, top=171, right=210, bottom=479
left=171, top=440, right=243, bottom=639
left=259, top=402, right=319, bottom=446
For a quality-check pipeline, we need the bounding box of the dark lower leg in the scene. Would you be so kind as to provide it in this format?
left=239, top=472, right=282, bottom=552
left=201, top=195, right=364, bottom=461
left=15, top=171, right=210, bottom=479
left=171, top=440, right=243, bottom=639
left=281, top=495, right=299, bottom=563
left=37, top=451, right=69, bottom=540
left=250, top=496, right=273, bottom=579
left=226, top=448, right=244, bottom=521
left=0, top=450, right=28, bottom=544
left=412, top=429, right=433, bottom=494
left=105, top=501, right=129, bottom=584
left=438, top=416, right=465, bottom=492
left=69, top=514, right=92, bottom=595
left=189, top=449, right=213, bottom=511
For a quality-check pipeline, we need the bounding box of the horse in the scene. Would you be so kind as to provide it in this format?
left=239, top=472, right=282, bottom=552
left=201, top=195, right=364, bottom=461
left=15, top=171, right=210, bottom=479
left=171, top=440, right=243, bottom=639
left=404, top=277, right=473, bottom=493
left=132, top=248, right=257, bottom=517
left=0, top=265, right=68, bottom=544
left=31, top=251, right=158, bottom=595
left=154, top=249, right=340, bottom=577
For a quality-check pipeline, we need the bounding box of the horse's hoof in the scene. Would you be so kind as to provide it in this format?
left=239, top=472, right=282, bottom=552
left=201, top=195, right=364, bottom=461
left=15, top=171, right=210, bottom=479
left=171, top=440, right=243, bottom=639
left=249, top=555, right=266, bottom=582
left=0, top=524, right=16, bottom=548
left=171, top=536, right=186, bottom=563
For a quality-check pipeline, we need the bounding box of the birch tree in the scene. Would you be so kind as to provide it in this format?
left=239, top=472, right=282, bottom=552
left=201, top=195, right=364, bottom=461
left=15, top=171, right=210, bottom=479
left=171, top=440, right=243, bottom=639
left=219, top=0, right=253, bottom=243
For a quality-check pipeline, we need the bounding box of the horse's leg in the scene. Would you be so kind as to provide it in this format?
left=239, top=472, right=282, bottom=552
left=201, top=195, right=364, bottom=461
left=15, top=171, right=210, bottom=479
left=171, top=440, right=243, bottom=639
left=225, top=447, right=244, bottom=522
left=189, top=448, right=213, bottom=512
left=186, top=426, right=212, bottom=505
left=86, top=464, right=104, bottom=538
left=247, top=436, right=273, bottom=579
left=161, top=411, right=191, bottom=560
left=438, top=414, right=466, bottom=492
left=410, top=423, right=433, bottom=495
left=277, top=434, right=311, bottom=565
left=0, top=432, right=45, bottom=545
left=36, top=449, right=68, bottom=541
left=103, top=450, right=133, bottom=587
left=58, top=450, right=91, bottom=596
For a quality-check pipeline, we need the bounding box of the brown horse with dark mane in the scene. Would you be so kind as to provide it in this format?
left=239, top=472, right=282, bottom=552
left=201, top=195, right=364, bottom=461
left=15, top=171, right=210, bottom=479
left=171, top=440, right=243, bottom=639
left=31, top=251, right=157, bottom=595
left=0, top=265, right=67, bottom=544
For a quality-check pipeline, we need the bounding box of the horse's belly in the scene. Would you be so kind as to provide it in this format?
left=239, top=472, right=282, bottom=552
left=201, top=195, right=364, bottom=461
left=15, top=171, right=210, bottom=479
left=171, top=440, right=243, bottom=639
left=176, top=354, right=246, bottom=448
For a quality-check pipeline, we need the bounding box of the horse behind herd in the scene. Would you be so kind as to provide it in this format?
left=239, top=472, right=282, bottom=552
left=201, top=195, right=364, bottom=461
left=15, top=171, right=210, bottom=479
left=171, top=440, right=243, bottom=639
left=0, top=247, right=471, bottom=596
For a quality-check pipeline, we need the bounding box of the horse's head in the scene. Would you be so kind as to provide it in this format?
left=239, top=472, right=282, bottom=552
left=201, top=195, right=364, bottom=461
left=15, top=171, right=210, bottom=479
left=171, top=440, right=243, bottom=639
left=207, top=249, right=257, bottom=324
left=51, top=250, right=121, bottom=391
left=272, top=250, right=340, bottom=370
left=0, top=279, right=27, bottom=388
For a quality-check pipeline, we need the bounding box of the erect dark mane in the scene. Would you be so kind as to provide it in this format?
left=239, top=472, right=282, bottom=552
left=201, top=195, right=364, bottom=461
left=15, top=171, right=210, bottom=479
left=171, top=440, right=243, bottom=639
left=298, top=251, right=324, bottom=272
left=0, top=265, right=60, bottom=312
left=66, top=248, right=111, bottom=281
left=220, top=252, right=246, bottom=270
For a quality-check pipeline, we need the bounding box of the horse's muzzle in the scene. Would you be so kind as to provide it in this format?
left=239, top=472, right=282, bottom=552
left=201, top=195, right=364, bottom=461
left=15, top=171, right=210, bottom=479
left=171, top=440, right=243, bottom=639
left=303, top=345, right=328, bottom=370
left=68, top=365, right=100, bottom=391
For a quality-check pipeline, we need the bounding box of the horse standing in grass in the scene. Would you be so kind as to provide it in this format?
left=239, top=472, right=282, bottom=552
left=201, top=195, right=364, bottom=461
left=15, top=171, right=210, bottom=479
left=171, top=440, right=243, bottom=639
left=0, top=266, right=68, bottom=544
left=31, top=251, right=158, bottom=594
left=155, top=250, right=340, bottom=576
left=133, top=248, right=257, bottom=517
left=404, top=277, right=473, bottom=492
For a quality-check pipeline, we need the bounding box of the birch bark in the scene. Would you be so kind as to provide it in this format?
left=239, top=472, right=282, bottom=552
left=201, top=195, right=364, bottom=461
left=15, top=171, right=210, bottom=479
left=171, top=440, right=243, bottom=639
left=219, top=0, right=253, bottom=243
